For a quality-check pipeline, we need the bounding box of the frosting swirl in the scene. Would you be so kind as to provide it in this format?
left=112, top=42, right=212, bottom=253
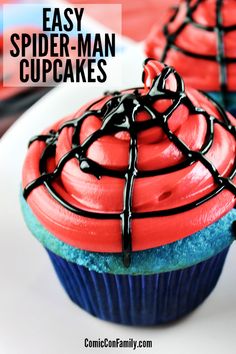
left=22, top=59, right=236, bottom=266
left=145, top=0, right=236, bottom=99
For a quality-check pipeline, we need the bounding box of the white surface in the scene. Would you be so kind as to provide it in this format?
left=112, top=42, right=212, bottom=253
left=0, top=45, right=236, bottom=354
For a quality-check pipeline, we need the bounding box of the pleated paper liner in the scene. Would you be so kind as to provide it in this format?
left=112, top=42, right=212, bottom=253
left=46, top=247, right=229, bottom=326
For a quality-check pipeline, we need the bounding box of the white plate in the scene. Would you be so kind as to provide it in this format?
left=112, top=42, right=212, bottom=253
left=0, top=45, right=236, bottom=354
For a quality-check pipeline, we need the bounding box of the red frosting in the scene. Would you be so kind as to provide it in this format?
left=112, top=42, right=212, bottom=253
left=22, top=60, right=236, bottom=253
left=145, top=0, right=236, bottom=92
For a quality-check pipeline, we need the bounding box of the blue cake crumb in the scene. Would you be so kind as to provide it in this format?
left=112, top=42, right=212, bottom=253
left=20, top=192, right=235, bottom=275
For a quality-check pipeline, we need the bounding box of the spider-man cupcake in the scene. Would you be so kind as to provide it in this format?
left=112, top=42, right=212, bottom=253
left=21, top=59, right=236, bottom=325
left=145, top=0, right=236, bottom=115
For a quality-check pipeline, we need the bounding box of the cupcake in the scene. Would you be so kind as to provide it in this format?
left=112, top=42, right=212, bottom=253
left=21, top=59, right=236, bottom=326
left=145, top=0, right=236, bottom=115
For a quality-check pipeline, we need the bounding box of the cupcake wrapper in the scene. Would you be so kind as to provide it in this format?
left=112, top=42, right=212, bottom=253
left=46, top=247, right=229, bottom=326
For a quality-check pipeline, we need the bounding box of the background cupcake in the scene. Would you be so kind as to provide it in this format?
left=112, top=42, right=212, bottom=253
left=145, top=0, right=236, bottom=115
left=21, top=59, right=236, bottom=326
left=0, top=26, right=51, bottom=136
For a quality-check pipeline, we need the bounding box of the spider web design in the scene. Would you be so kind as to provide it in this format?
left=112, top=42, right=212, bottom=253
left=23, top=61, right=236, bottom=267
left=160, top=0, right=236, bottom=107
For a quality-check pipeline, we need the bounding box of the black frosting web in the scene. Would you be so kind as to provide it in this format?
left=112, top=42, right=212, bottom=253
left=160, top=0, right=236, bottom=108
left=23, top=59, right=236, bottom=267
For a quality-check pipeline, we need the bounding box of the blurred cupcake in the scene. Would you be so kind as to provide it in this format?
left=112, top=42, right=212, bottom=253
left=0, top=26, right=79, bottom=136
left=21, top=59, right=236, bottom=325
left=145, top=0, right=236, bottom=115
left=0, top=27, right=51, bottom=136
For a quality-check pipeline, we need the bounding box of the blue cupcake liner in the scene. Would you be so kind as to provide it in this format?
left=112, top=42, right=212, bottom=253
left=46, top=246, right=230, bottom=326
